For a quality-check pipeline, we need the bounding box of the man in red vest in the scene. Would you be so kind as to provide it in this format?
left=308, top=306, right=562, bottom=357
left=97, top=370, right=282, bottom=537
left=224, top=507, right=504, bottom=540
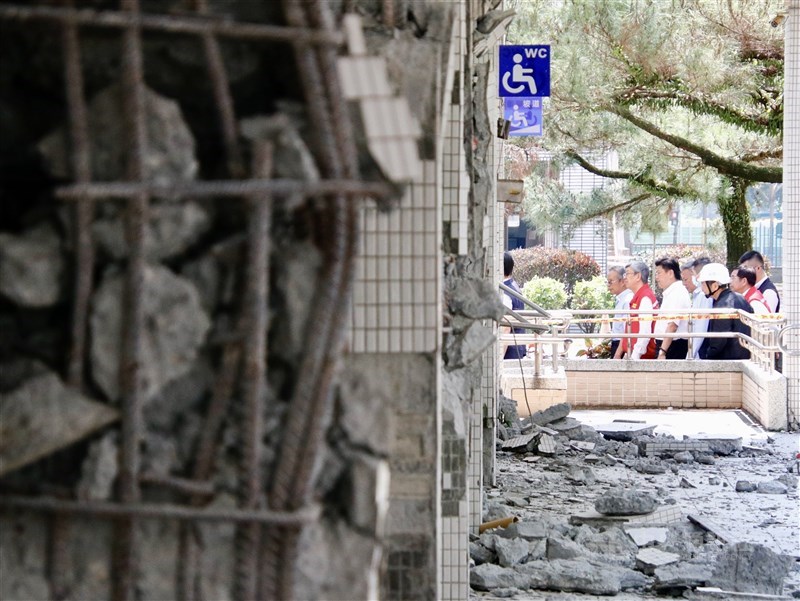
left=620, top=260, right=659, bottom=360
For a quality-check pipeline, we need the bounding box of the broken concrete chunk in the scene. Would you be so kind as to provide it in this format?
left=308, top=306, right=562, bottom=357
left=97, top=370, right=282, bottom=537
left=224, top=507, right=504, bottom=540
left=469, top=563, right=530, bottom=591
left=0, top=225, right=64, bottom=308
left=654, top=561, right=713, bottom=594
left=687, top=514, right=735, bottom=544
left=501, top=432, right=538, bottom=451
left=596, top=422, right=656, bottom=441
left=624, top=526, right=669, bottom=547
left=497, top=521, right=547, bottom=541
left=516, top=559, right=623, bottom=595
left=674, top=451, right=694, bottom=463
left=632, top=459, right=667, bottom=474
left=38, top=83, right=198, bottom=183
left=640, top=438, right=710, bottom=456
left=757, top=480, right=789, bottom=495
left=565, top=465, right=596, bottom=485
left=735, top=480, right=758, bottom=492
left=595, top=489, right=658, bottom=516
left=495, top=537, right=529, bottom=567
left=469, top=541, right=496, bottom=566
left=92, top=201, right=211, bottom=261
left=0, top=372, right=119, bottom=476
left=546, top=417, right=582, bottom=437
left=77, top=432, right=119, bottom=501
left=574, top=525, right=638, bottom=558
left=708, top=542, right=793, bottom=595
left=536, top=433, right=557, bottom=455
left=692, top=434, right=743, bottom=455
left=570, top=441, right=595, bottom=452
left=90, top=265, right=210, bottom=403
left=546, top=536, right=586, bottom=561
left=636, top=547, right=680, bottom=575
left=527, top=402, right=570, bottom=427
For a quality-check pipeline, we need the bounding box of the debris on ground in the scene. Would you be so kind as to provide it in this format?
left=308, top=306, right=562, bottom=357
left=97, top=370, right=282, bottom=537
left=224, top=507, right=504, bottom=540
left=472, top=400, right=800, bottom=599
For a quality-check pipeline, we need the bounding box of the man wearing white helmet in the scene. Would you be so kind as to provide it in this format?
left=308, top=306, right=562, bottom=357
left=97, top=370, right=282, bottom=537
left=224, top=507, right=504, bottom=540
left=696, top=263, right=753, bottom=360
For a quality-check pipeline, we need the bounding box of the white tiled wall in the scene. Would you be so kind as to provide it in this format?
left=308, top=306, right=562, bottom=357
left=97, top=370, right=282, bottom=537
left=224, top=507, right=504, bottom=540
left=351, top=161, right=440, bottom=353
left=785, top=0, right=800, bottom=429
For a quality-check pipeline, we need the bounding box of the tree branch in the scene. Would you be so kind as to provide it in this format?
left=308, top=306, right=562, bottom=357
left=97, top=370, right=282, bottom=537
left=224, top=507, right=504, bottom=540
left=578, top=192, right=653, bottom=221
left=616, top=87, right=780, bottom=135
left=610, top=106, right=783, bottom=183
left=565, top=151, right=695, bottom=197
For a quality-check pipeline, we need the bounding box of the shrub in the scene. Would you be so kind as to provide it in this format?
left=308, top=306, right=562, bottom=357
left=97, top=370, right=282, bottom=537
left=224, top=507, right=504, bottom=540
left=521, top=276, right=568, bottom=310
left=510, top=246, right=600, bottom=296
left=571, top=276, right=614, bottom=333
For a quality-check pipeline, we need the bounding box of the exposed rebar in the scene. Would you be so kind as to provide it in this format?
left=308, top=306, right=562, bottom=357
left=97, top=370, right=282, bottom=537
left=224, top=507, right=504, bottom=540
left=177, top=339, right=243, bottom=601
left=233, top=140, right=273, bottom=601
left=0, top=495, right=320, bottom=523
left=54, top=178, right=392, bottom=201
left=192, top=0, right=245, bottom=179
left=0, top=4, right=344, bottom=45
left=112, top=1, right=148, bottom=599
left=62, top=0, right=95, bottom=389
left=261, top=1, right=361, bottom=597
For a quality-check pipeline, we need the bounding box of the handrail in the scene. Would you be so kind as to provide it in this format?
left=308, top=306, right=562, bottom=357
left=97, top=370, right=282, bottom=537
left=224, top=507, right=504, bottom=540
left=498, top=306, right=785, bottom=373
left=498, top=282, right=550, bottom=318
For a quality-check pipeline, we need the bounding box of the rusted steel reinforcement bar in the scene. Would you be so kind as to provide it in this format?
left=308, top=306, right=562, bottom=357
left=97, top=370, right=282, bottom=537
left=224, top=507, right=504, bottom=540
left=192, top=0, right=245, bottom=179
left=0, top=4, right=344, bottom=45
left=139, top=473, right=215, bottom=497
left=177, top=339, right=243, bottom=601
left=112, top=1, right=148, bottom=599
left=54, top=179, right=393, bottom=200
left=383, top=0, right=395, bottom=29
left=62, top=1, right=95, bottom=390
left=48, top=513, right=71, bottom=601
left=261, top=1, right=361, bottom=597
left=0, top=496, right=320, bottom=523
left=233, top=141, right=272, bottom=601
left=53, top=5, right=87, bottom=598
left=177, top=5, right=246, bottom=597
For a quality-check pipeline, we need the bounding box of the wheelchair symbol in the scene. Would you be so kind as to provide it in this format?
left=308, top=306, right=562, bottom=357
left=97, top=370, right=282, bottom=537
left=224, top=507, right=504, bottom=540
left=502, top=54, right=537, bottom=95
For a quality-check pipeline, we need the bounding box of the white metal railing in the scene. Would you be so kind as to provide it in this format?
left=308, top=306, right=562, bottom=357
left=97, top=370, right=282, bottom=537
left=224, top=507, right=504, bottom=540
left=499, top=307, right=787, bottom=374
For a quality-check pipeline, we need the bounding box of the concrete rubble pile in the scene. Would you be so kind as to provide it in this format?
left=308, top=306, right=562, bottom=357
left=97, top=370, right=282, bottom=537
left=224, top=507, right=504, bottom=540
left=472, top=400, right=800, bottom=599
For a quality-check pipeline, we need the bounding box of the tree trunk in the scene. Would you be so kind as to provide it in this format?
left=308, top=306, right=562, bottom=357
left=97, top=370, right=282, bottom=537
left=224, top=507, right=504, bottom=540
left=718, top=177, right=753, bottom=268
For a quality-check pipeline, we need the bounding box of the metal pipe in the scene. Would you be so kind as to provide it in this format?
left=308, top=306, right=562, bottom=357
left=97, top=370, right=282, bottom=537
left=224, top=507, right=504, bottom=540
left=499, top=282, right=550, bottom=317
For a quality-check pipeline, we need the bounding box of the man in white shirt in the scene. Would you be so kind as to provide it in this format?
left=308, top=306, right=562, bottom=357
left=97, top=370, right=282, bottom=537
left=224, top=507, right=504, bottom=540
left=681, top=262, right=712, bottom=359
left=654, top=258, right=691, bottom=359
left=606, top=265, right=633, bottom=359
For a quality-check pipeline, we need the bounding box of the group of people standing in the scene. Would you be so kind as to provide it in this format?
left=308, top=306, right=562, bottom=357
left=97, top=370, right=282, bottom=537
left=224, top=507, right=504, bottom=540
left=607, top=250, right=780, bottom=361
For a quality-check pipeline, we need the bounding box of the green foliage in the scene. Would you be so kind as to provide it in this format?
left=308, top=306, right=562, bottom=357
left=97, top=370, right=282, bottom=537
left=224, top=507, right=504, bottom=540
left=510, top=247, right=600, bottom=296
left=572, top=276, right=614, bottom=311
left=521, top=277, right=568, bottom=310
left=571, top=276, right=614, bottom=333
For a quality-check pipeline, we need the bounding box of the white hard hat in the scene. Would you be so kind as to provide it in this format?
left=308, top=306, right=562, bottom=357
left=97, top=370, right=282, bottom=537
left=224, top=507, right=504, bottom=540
left=697, top=262, right=731, bottom=285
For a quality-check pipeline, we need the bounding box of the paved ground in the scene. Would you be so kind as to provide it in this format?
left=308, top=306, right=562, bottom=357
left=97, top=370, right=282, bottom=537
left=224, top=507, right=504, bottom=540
left=471, top=409, right=800, bottom=600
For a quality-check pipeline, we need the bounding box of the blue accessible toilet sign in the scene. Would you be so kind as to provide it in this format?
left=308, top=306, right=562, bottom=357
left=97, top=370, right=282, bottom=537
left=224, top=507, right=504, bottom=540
left=498, top=45, right=550, bottom=98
